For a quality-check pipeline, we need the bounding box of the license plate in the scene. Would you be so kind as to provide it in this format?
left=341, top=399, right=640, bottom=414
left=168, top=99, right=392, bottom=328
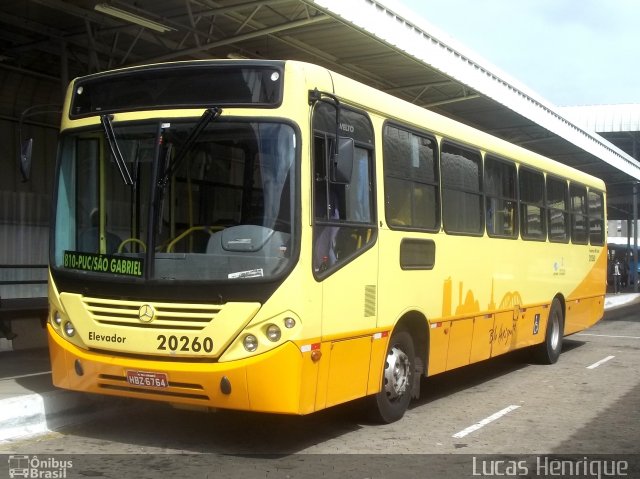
left=125, top=370, right=169, bottom=389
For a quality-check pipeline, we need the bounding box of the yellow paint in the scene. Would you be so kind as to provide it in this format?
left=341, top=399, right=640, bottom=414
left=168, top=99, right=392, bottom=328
left=514, top=305, right=547, bottom=348
left=490, top=311, right=518, bottom=357
left=470, top=314, right=493, bottom=363
left=325, top=336, right=372, bottom=407
left=367, top=334, right=390, bottom=396
left=446, top=318, right=474, bottom=371
left=456, top=283, right=481, bottom=316
left=427, top=322, right=450, bottom=376
left=442, top=277, right=452, bottom=317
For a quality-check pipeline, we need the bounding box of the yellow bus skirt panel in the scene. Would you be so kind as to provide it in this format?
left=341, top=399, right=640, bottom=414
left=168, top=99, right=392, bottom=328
left=427, top=321, right=450, bottom=376
left=315, top=331, right=390, bottom=410
left=565, top=248, right=606, bottom=334
left=48, top=324, right=321, bottom=415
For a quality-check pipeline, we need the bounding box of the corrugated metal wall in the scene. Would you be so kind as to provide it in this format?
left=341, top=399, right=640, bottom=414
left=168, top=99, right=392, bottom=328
left=0, top=67, right=61, bottom=299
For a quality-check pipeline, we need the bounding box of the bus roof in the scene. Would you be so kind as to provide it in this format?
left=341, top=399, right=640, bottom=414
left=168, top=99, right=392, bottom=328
left=61, top=58, right=606, bottom=193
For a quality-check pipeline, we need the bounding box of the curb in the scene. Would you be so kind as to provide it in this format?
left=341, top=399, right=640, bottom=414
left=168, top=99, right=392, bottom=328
left=603, top=295, right=640, bottom=321
left=0, top=393, right=50, bottom=441
left=0, top=387, right=116, bottom=443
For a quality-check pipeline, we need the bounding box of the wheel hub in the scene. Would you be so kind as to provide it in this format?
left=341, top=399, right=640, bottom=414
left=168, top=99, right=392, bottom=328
left=384, top=346, right=411, bottom=400
left=550, top=313, right=560, bottom=350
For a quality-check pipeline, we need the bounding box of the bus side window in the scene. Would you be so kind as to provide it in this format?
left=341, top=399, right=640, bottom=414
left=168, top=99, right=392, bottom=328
left=485, top=156, right=517, bottom=238
left=588, top=190, right=604, bottom=246
left=547, top=176, right=570, bottom=243
left=383, top=124, right=439, bottom=231
left=313, top=135, right=336, bottom=270
left=441, top=142, right=483, bottom=235
left=570, top=183, right=588, bottom=244
left=313, top=136, right=375, bottom=275
left=519, top=168, right=546, bottom=241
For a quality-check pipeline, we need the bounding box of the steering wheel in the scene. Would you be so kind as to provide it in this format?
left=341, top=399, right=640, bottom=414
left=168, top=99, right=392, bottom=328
left=165, top=226, right=224, bottom=252
left=117, top=238, right=147, bottom=253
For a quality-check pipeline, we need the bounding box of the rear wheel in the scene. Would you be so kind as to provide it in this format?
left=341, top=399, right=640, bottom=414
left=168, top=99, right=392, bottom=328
left=368, top=329, right=415, bottom=423
left=533, top=298, right=564, bottom=364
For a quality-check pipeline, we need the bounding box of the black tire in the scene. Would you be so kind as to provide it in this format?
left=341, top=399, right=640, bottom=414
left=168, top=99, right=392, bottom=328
left=533, top=298, right=564, bottom=364
left=368, top=330, right=415, bottom=423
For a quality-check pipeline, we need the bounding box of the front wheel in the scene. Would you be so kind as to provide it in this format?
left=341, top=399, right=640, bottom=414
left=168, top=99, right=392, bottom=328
left=368, top=330, right=415, bottom=423
left=533, top=298, right=564, bottom=364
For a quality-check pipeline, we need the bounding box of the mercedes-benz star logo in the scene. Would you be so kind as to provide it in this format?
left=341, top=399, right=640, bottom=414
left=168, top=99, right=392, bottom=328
left=138, top=304, right=155, bottom=323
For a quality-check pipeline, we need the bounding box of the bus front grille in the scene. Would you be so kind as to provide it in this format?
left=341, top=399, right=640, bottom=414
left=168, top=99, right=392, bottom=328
left=82, top=297, right=221, bottom=331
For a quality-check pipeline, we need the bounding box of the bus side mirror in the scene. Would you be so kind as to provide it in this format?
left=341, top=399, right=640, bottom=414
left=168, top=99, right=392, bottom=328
left=20, top=138, right=33, bottom=182
left=330, top=137, right=354, bottom=184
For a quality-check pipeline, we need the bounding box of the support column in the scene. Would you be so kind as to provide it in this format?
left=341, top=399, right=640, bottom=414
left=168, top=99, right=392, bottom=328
left=626, top=218, right=632, bottom=287
left=60, top=40, right=68, bottom=97
left=634, top=183, right=639, bottom=293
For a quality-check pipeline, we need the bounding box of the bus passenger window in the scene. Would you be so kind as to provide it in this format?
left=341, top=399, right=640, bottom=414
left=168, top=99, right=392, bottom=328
left=547, top=176, right=570, bottom=243
left=383, top=125, right=439, bottom=231
left=519, top=168, right=546, bottom=241
left=441, top=142, right=483, bottom=235
left=485, top=156, right=517, bottom=238
left=570, top=183, right=588, bottom=244
left=588, top=190, right=604, bottom=246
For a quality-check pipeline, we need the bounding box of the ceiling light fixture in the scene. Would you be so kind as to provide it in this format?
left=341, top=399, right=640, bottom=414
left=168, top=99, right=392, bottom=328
left=94, top=3, right=175, bottom=33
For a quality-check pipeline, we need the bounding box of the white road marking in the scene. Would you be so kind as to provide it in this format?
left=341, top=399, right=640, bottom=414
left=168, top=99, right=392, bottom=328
left=586, top=355, right=615, bottom=369
left=577, top=333, right=640, bottom=340
left=452, top=405, right=520, bottom=439
left=0, top=371, right=51, bottom=381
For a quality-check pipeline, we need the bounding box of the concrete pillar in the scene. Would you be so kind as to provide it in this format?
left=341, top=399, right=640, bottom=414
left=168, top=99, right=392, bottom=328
left=626, top=218, right=632, bottom=287
left=634, top=183, right=639, bottom=293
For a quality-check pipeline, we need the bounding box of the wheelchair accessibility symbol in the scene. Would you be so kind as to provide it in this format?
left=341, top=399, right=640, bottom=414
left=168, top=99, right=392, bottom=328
left=533, top=314, right=541, bottom=335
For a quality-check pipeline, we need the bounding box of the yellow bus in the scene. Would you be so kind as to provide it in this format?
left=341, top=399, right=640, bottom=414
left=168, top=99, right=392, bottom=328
left=47, top=60, right=606, bottom=423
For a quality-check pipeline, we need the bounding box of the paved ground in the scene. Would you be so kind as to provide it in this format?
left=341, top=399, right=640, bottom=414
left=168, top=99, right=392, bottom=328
left=0, top=294, right=638, bottom=478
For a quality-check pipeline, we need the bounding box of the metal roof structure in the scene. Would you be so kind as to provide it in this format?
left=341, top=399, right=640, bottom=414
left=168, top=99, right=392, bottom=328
left=561, top=104, right=640, bottom=165
left=560, top=104, right=640, bottom=219
left=561, top=104, right=640, bottom=133
left=2, top=0, right=640, bottom=218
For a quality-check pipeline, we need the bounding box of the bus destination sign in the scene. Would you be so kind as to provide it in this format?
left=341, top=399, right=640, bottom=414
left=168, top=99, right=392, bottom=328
left=63, top=250, right=144, bottom=277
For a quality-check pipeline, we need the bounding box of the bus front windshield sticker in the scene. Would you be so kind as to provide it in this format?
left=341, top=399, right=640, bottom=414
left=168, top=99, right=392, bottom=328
left=63, top=250, right=144, bottom=277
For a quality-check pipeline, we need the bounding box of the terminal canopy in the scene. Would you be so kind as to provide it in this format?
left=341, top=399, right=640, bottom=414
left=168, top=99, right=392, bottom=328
left=1, top=0, right=639, bottom=218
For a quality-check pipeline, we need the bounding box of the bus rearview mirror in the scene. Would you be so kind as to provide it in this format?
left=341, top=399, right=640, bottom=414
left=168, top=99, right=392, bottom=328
left=20, top=138, right=33, bottom=182
left=331, top=137, right=354, bottom=184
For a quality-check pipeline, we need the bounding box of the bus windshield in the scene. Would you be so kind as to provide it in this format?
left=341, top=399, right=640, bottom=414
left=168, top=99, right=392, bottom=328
left=52, top=119, right=297, bottom=283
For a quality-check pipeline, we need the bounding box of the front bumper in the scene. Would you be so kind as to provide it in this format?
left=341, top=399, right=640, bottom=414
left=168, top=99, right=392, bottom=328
left=48, top=324, right=317, bottom=414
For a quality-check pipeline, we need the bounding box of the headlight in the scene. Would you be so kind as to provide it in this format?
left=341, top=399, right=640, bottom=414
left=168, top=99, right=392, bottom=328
left=266, top=324, right=281, bottom=342
left=64, top=321, right=75, bottom=337
left=283, top=317, right=296, bottom=329
left=53, top=311, right=62, bottom=327
left=243, top=334, right=258, bottom=352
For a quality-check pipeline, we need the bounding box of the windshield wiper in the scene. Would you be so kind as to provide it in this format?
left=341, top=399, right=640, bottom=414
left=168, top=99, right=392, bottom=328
left=100, top=114, right=133, bottom=185
left=158, top=107, right=222, bottom=188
